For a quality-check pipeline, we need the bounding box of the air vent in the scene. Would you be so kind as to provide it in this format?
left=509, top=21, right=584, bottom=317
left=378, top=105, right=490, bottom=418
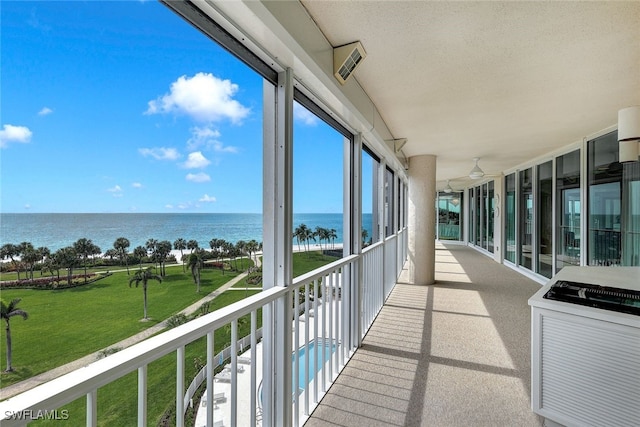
left=333, top=41, right=366, bottom=85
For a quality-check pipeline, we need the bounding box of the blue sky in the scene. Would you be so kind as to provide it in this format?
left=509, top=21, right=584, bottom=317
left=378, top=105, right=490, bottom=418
left=1, top=1, right=365, bottom=214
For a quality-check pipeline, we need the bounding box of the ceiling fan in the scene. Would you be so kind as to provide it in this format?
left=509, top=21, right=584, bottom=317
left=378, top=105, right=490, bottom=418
left=469, top=157, right=485, bottom=179
left=442, top=180, right=463, bottom=193
left=467, top=157, right=503, bottom=180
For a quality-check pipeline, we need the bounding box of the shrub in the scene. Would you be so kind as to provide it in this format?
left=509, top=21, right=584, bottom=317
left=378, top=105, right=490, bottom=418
left=166, top=313, right=188, bottom=329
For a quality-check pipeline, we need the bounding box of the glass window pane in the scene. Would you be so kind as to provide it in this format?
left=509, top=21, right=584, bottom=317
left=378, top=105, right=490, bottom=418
left=293, top=101, right=345, bottom=264
left=622, top=162, right=640, bottom=266
left=362, top=147, right=379, bottom=246
left=588, top=132, right=621, bottom=266
left=384, top=168, right=394, bottom=237
left=537, top=161, right=553, bottom=278
left=520, top=168, right=533, bottom=269
left=487, top=181, right=494, bottom=253
left=555, top=150, right=581, bottom=272
left=437, top=192, right=462, bottom=240
left=505, top=174, right=517, bottom=263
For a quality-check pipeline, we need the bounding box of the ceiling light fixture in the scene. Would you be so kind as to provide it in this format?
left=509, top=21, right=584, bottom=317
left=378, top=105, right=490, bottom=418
left=618, top=106, right=640, bottom=162
left=469, top=157, right=485, bottom=179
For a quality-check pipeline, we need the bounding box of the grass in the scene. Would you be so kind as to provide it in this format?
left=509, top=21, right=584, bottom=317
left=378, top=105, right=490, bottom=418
left=0, top=266, right=240, bottom=386
left=31, top=290, right=261, bottom=427
left=0, top=250, right=338, bottom=426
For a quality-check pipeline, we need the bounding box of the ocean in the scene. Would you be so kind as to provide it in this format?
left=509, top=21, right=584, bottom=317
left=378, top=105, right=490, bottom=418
left=0, top=213, right=373, bottom=253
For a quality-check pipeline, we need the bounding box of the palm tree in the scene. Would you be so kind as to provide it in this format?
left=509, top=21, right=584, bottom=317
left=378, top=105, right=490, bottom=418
left=246, top=240, right=260, bottom=267
left=128, top=268, right=163, bottom=320
left=314, top=226, right=330, bottom=251
left=187, top=251, right=204, bottom=293
left=174, top=238, right=187, bottom=272
left=156, top=240, right=172, bottom=276
left=89, top=243, right=102, bottom=266
left=236, top=240, right=247, bottom=271
left=133, top=246, right=147, bottom=269
left=113, top=237, right=131, bottom=275
left=104, top=248, right=118, bottom=261
left=362, top=228, right=369, bottom=247
left=15, top=242, right=34, bottom=280
left=294, top=223, right=313, bottom=253
left=73, top=238, right=93, bottom=282
left=21, top=247, right=39, bottom=281
left=328, top=229, right=338, bottom=249
left=145, top=239, right=158, bottom=270
left=54, top=246, right=78, bottom=285
left=187, top=239, right=199, bottom=254
left=1, top=298, right=29, bottom=372
left=1, top=244, right=21, bottom=280
left=36, top=247, right=51, bottom=276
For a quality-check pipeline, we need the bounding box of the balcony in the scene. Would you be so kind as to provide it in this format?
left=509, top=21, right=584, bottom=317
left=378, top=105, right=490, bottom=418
left=1, top=236, right=545, bottom=426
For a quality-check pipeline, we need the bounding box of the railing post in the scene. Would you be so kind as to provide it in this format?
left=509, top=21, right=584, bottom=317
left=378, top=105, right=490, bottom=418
left=250, top=312, right=257, bottom=427
left=206, top=332, right=214, bottom=427
left=86, top=390, right=97, bottom=427
left=176, top=346, right=184, bottom=427
left=231, top=319, right=238, bottom=427
left=137, top=366, right=147, bottom=427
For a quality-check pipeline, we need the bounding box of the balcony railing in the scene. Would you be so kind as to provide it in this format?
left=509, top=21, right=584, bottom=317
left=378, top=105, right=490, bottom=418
left=0, top=229, right=407, bottom=427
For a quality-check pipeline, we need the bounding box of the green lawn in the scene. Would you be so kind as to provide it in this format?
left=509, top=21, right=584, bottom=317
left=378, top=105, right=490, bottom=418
left=0, top=267, right=240, bottom=385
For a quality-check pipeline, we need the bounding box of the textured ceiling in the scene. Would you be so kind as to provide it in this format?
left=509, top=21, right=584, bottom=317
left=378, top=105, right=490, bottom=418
left=301, top=1, right=640, bottom=188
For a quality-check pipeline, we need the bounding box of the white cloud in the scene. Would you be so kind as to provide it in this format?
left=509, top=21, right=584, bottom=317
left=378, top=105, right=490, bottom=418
left=199, top=194, right=217, bottom=203
left=187, top=126, right=238, bottom=153
left=24, top=204, right=31, bottom=210
left=183, top=151, right=211, bottom=169
left=186, top=172, right=211, bottom=183
left=145, top=72, right=250, bottom=123
left=165, top=204, right=174, bottom=209
left=107, top=185, right=123, bottom=197
left=139, top=147, right=180, bottom=161
left=132, top=182, right=143, bottom=189
left=0, top=124, right=32, bottom=148
left=293, top=102, right=319, bottom=126
left=38, top=107, right=53, bottom=116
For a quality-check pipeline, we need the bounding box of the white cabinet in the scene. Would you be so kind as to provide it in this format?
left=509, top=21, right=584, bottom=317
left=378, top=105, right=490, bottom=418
left=528, top=267, right=640, bottom=427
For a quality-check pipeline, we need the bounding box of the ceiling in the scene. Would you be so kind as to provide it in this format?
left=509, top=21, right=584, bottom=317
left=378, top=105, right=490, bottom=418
left=300, top=1, right=640, bottom=190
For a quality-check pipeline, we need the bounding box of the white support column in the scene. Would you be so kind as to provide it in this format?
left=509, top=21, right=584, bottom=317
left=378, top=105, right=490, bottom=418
left=351, top=134, right=363, bottom=346
left=408, top=155, right=437, bottom=285
left=262, top=68, right=293, bottom=427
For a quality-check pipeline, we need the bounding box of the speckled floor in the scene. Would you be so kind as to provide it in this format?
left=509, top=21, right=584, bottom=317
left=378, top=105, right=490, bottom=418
left=305, top=243, right=545, bottom=427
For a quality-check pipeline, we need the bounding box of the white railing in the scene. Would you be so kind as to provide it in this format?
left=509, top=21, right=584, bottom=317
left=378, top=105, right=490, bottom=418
left=397, top=227, right=407, bottom=274
left=0, top=245, right=402, bottom=427
left=361, top=242, right=384, bottom=332
left=384, top=235, right=398, bottom=299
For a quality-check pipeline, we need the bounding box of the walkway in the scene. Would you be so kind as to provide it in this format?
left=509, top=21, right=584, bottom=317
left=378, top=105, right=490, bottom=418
left=0, top=269, right=255, bottom=400
left=306, top=243, right=545, bottom=426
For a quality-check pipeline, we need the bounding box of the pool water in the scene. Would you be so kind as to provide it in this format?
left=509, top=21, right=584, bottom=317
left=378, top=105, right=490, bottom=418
left=259, top=340, right=337, bottom=406
left=294, top=340, right=336, bottom=391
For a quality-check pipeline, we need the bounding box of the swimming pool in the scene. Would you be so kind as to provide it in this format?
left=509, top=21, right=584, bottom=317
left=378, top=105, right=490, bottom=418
left=294, top=340, right=336, bottom=391
left=258, top=339, right=336, bottom=407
